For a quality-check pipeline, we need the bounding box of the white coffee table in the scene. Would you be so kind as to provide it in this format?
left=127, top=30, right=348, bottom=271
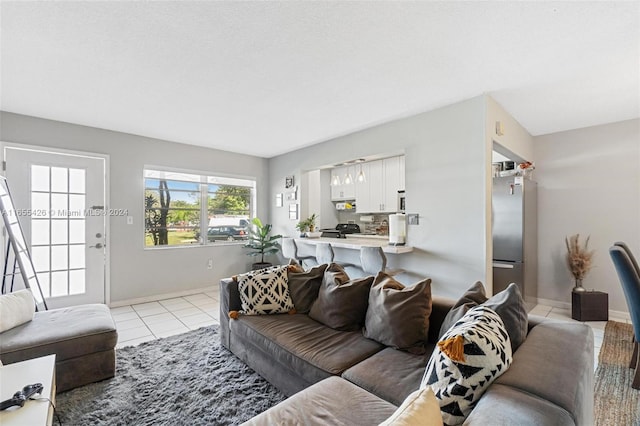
left=0, top=354, right=56, bottom=426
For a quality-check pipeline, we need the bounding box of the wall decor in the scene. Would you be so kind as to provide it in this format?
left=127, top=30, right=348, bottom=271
left=289, top=203, right=299, bottom=220
left=286, top=190, right=297, bottom=201
left=285, top=175, right=294, bottom=188
left=276, top=193, right=283, bottom=207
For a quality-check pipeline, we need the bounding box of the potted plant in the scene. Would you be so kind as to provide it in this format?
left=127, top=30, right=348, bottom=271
left=295, top=220, right=309, bottom=237
left=306, top=213, right=318, bottom=232
left=245, top=217, right=282, bottom=270
left=565, top=234, right=595, bottom=292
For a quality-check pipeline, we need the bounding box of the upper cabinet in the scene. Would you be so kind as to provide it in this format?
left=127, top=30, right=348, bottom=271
left=330, top=165, right=356, bottom=200
left=355, top=156, right=405, bottom=213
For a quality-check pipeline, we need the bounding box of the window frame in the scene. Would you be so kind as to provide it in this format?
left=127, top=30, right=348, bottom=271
left=143, top=167, right=256, bottom=249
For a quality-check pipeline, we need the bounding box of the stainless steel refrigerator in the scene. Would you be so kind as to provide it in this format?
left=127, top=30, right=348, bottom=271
left=492, top=176, right=537, bottom=303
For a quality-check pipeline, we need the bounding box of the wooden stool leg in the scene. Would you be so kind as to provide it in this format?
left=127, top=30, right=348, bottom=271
left=633, top=346, right=640, bottom=390
left=631, top=340, right=639, bottom=369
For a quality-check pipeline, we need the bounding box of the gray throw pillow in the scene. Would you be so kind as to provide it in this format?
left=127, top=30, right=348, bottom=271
left=363, top=272, right=432, bottom=354
left=439, top=282, right=528, bottom=352
left=309, top=263, right=374, bottom=331
left=287, top=263, right=328, bottom=313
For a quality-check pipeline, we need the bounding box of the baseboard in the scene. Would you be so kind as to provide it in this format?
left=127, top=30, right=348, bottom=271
left=534, top=297, right=631, bottom=321
left=109, top=286, right=215, bottom=308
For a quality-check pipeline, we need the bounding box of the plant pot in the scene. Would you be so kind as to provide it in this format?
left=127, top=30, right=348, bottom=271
left=251, top=262, right=272, bottom=271
left=305, top=232, right=322, bottom=238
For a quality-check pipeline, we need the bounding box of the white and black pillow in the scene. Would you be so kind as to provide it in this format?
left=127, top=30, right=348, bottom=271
left=237, top=265, right=294, bottom=315
left=421, top=306, right=512, bottom=425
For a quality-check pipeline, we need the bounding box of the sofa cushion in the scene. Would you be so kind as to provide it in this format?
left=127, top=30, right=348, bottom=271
left=230, top=314, right=384, bottom=381
left=237, top=265, right=295, bottom=315
left=422, top=306, right=512, bottom=425
left=492, top=321, right=594, bottom=426
left=243, top=376, right=396, bottom=426
left=364, top=273, right=432, bottom=354
left=380, top=387, right=443, bottom=426
left=287, top=263, right=328, bottom=314
left=0, top=304, right=117, bottom=364
left=0, top=289, right=35, bottom=333
left=342, top=346, right=434, bottom=406
left=439, top=282, right=528, bottom=352
left=309, top=263, right=374, bottom=331
left=464, top=383, right=576, bottom=425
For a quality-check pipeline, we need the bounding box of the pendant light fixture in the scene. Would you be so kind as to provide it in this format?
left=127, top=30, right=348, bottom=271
left=356, top=162, right=366, bottom=183
left=343, top=171, right=353, bottom=185
left=331, top=174, right=341, bottom=186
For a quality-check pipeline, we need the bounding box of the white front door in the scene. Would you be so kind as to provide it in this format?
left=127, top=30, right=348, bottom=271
left=4, top=146, right=107, bottom=309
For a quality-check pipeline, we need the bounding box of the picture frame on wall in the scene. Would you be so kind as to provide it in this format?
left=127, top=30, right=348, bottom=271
left=285, top=175, right=294, bottom=188
left=276, top=193, right=283, bottom=207
left=286, top=190, right=297, bottom=201
left=289, top=203, right=298, bottom=220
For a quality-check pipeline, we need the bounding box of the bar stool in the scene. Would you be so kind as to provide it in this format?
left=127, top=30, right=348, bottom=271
left=281, top=237, right=316, bottom=268
left=315, top=242, right=335, bottom=264
left=360, top=246, right=403, bottom=276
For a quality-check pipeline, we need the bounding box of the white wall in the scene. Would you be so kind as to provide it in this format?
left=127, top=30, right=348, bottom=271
left=0, top=111, right=270, bottom=304
left=269, top=96, right=490, bottom=300
left=535, top=118, right=640, bottom=312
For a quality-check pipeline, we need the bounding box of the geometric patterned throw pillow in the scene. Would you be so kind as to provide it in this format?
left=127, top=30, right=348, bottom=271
left=237, top=265, right=294, bottom=315
left=421, top=306, right=512, bottom=425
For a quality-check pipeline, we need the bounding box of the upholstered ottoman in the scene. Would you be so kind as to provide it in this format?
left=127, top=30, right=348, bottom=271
left=0, top=304, right=117, bottom=392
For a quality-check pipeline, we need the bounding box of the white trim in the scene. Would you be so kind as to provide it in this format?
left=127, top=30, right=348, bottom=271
left=108, top=285, right=215, bottom=308
left=0, top=141, right=112, bottom=306
left=534, top=297, right=631, bottom=321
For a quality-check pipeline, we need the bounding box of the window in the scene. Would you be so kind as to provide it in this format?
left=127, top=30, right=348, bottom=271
left=144, top=169, right=255, bottom=247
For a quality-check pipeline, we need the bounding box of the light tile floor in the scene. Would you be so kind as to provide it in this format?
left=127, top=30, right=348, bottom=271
left=111, top=292, right=621, bottom=370
left=110, top=289, right=220, bottom=349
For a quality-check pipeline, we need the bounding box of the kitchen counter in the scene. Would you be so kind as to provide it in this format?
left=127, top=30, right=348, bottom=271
left=294, top=237, right=413, bottom=254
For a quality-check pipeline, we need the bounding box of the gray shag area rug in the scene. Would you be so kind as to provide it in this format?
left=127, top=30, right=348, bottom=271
left=57, top=326, right=286, bottom=425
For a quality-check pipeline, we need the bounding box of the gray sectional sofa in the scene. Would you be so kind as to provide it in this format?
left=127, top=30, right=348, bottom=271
left=220, top=276, right=594, bottom=425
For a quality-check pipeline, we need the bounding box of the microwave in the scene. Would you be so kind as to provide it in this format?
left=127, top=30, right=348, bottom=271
left=398, top=190, right=405, bottom=213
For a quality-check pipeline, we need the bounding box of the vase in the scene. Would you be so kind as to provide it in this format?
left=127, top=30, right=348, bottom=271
left=572, top=279, right=586, bottom=292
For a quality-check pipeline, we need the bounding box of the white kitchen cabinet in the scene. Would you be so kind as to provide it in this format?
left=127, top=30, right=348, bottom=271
left=356, top=156, right=404, bottom=213
left=330, top=165, right=356, bottom=200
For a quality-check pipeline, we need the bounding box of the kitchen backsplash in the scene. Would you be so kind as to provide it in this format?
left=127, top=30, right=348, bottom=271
left=337, top=211, right=390, bottom=236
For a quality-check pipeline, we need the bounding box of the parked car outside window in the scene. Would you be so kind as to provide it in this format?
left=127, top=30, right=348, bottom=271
left=207, top=226, right=247, bottom=242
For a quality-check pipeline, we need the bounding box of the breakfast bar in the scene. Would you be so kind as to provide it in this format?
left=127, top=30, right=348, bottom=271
left=293, top=236, right=413, bottom=254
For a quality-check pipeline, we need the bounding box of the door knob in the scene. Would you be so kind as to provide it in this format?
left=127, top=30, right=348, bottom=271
left=89, top=243, right=104, bottom=249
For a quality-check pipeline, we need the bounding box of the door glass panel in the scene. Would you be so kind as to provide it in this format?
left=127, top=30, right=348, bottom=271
left=31, top=246, right=50, bottom=271
left=29, top=164, right=87, bottom=299
left=31, top=166, right=50, bottom=192
left=51, top=167, right=68, bottom=193
left=69, top=194, right=85, bottom=218
left=51, top=245, right=68, bottom=271
left=69, top=169, right=85, bottom=193
left=51, top=220, right=68, bottom=244
left=31, top=193, right=50, bottom=218
left=51, top=271, right=67, bottom=297
left=31, top=220, right=49, bottom=245
left=69, top=245, right=85, bottom=269
left=51, top=194, right=68, bottom=218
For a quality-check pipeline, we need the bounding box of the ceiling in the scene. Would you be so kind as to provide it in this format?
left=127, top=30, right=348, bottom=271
left=1, top=1, right=638, bottom=158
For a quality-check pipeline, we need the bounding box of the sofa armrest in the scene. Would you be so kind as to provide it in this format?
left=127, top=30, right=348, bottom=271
left=219, top=278, right=241, bottom=349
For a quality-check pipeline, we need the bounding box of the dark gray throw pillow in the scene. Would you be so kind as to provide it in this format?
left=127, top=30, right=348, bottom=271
left=308, top=263, right=374, bottom=331
left=439, top=281, right=528, bottom=352
left=363, top=272, right=432, bottom=354
left=287, top=263, right=328, bottom=314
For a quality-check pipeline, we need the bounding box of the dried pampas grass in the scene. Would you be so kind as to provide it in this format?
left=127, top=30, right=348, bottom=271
left=565, top=234, right=595, bottom=280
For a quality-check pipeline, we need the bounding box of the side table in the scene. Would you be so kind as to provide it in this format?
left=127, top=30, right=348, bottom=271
left=572, top=290, right=609, bottom=321
left=0, top=354, right=56, bottom=426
